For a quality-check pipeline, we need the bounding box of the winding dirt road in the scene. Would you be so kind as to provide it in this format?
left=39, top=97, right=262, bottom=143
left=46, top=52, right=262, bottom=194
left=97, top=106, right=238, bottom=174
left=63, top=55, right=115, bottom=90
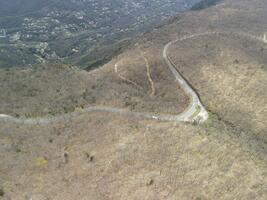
left=0, top=31, right=265, bottom=124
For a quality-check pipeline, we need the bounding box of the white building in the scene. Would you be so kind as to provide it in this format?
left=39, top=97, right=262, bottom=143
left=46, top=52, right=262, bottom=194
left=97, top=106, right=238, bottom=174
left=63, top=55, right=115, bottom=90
left=9, top=32, right=21, bottom=42
left=0, top=29, right=6, bottom=38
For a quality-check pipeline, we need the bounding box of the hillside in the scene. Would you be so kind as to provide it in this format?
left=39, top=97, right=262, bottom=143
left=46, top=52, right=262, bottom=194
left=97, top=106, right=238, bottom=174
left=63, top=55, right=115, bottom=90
left=0, top=0, right=267, bottom=199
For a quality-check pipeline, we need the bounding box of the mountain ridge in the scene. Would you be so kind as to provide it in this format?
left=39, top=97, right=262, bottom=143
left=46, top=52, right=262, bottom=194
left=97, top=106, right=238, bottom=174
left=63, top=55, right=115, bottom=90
left=0, top=0, right=266, bottom=199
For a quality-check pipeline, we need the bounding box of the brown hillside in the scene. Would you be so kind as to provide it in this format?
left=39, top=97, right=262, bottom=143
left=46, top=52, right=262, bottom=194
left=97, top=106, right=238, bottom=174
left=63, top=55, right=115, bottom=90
left=0, top=0, right=266, bottom=199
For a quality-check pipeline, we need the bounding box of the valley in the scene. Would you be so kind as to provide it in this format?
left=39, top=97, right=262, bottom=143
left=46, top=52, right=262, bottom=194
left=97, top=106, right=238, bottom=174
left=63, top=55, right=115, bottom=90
left=0, top=0, right=201, bottom=69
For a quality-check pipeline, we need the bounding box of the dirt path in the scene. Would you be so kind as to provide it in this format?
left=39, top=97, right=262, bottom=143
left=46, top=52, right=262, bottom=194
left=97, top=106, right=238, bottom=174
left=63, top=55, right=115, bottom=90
left=140, top=51, right=156, bottom=96
left=1, top=31, right=265, bottom=124
left=114, top=61, right=142, bottom=89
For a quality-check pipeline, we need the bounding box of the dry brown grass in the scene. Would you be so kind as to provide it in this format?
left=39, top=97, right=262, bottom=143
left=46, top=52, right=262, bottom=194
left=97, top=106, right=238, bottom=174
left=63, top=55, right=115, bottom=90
left=0, top=46, right=189, bottom=117
left=0, top=112, right=266, bottom=200
left=0, top=0, right=267, bottom=199
left=169, top=33, right=267, bottom=143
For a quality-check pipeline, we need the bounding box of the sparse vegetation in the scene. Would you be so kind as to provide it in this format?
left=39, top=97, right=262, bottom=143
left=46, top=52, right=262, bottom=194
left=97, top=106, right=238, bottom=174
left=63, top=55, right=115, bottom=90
left=0, top=188, right=4, bottom=197
left=36, top=156, right=48, bottom=166
left=146, top=179, right=154, bottom=186
left=84, top=153, right=94, bottom=162
left=0, top=0, right=266, bottom=199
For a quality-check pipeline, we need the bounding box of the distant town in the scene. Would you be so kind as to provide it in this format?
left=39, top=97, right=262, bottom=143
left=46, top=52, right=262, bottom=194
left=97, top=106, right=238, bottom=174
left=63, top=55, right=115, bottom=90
left=0, top=0, right=200, bottom=68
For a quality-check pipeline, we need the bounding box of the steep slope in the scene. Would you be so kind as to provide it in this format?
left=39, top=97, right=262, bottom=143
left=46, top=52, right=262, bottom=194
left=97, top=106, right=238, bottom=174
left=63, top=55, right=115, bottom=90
left=0, top=0, right=266, bottom=199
